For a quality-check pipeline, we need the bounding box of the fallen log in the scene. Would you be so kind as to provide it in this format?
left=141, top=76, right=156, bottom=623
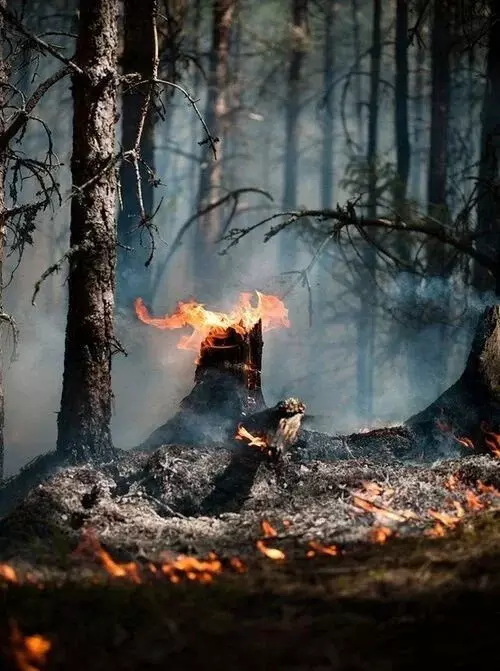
left=405, top=305, right=500, bottom=457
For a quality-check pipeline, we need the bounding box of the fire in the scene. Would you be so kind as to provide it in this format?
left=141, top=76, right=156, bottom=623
left=256, top=540, right=285, bottom=561
left=465, top=489, right=484, bottom=511
left=445, top=474, right=459, bottom=490
left=260, top=520, right=278, bottom=538
left=134, top=291, right=290, bottom=352
left=235, top=424, right=268, bottom=450
left=306, top=540, right=338, bottom=557
left=161, top=554, right=222, bottom=584
left=10, top=622, right=51, bottom=671
left=368, top=526, right=393, bottom=544
left=480, top=422, right=500, bottom=458
left=477, top=480, right=500, bottom=496
left=0, top=563, right=18, bottom=583
left=455, top=436, right=474, bottom=450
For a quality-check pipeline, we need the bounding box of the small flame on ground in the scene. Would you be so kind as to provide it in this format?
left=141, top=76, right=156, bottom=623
left=134, top=291, right=290, bottom=352
left=368, top=526, right=393, bottom=544
left=480, top=422, right=500, bottom=458
left=256, top=540, right=285, bottom=561
left=260, top=520, right=278, bottom=538
left=0, top=564, right=18, bottom=583
left=455, top=436, right=474, bottom=450
left=235, top=424, right=268, bottom=450
left=465, top=490, right=484, bottom=511
left=306, top=540, right=338, bottom=557
left=10, top=621, right=51, bottom=671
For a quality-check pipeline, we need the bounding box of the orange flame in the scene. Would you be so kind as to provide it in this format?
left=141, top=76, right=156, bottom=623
left=134, top=291, right=290, bottom=352
left=306, top=540, right=338, bottom=557
left=477, top=480, right=500, bottom=496
left=465, top=490, right=484, bottom=511
left=480, top=422, right=500, bottom=458
left=256, top=540, right=285, bottom=561
left=368, top=526, right=393, bottom=544
left=445, top=474, right=459, bottom=490
left=260, top=520, right=278, bottom=538
left=235, top=424, right=268, bottom=449
left=10, top=622, right=51, bottom=671
left=0, top=564, right=17, bottom=583
left=455, top=436, right=474, bottom=450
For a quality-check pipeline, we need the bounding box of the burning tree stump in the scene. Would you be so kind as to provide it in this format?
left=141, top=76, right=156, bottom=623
left=405, top=305, right=500, bottom=457
left=139, top=320, right=267, bottom=449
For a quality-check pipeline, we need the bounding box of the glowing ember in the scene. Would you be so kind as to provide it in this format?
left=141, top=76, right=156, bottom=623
left=306, top=540, right=338, bottom=557
left=445, top=474, right=459, bottom=490
left=0, top=563, right=17, bottom=583
left=455, top=436, right=474, bottom=450
left=260, top=520, right=278, bottom=538
left=368, top=526, right=393, bottom=544
left=480, top=422, right=500, bottom=458
left=477, top=480, right=500, bottom=496
left=161, top=554, right=222, bottom=584
left=10, top=621, right=51, bottom=671
left=256, top=540, right=285, bottom=561
left=351, top=495, right=415, bottom=523
left=134, top=291, right=290, bottom=352
left=428, top=508, right=463, bottom=527
left=235, top=424, right=268, bottom=449
left=465, top=489, right=484, bottom=511
left=425, top=522, right=446, bottom=538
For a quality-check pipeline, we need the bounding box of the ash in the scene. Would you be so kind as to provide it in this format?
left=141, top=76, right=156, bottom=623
left=1, top=436, right=499, bottom=566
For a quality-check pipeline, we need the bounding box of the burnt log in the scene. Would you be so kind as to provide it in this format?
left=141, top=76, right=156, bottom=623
left=405, top=305, right=500, bottom=457
left=139, top=320, right=267, bottom=449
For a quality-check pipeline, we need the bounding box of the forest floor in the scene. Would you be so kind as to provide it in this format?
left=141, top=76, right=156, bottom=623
left=1, top=509, right=500, bottom=670
left=0, top=444, right=499, bottom=669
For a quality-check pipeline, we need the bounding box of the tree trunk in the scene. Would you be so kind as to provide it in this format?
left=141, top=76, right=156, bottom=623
left=351, top=0, right=363, bottom=149
left=0, top=0, right=7, bottom=480
left=394, top=0, right=410, bottom=205
left=280, top=0, right=308, bottom=266
left=57, top=0, right=119, bottom=462
left=321, top=0, right=336, bottom=209
left=411, top=10, right=425, bottom=204
left=116, top=0, right=156, bottom=310
left=194, top=0, right=234, bottom=297
left=357, top=0, right=381, bottom=422
left=474, top=2, right=500, bottom=294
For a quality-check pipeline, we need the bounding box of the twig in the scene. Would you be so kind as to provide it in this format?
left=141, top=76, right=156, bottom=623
left=32, top=240, right=94, bottom=306
left=0, top=312, right=19, bottom=363
left=0, top=6, right=83, bottom=75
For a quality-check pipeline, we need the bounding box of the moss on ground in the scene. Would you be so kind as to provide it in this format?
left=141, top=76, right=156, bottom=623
left=1, top=510, right=500, bottom=670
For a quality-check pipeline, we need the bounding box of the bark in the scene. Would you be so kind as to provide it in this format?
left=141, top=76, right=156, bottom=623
left=411, top=14, right=425, bottom=204
left=394, top=0, right=410, bottom=205
left=280, top=0, right=309, bottom=265
left=474, top=2, right=500, bottom=294
left=406, top=305, right=500, bottom=457
left=139, top=320, right=266, bottom=450
left=351, top=0, right=363, bottom=147
left=0, top=0, right=7, bottom=480
left=357, top=0, right=381, bottom=422
left=321, top=0, right=336, bottom=209
left=194, top=0, right=234, bottom=296
left=116, top=0, right=156, bottom=310
left=57, top=0, right=119, bottom=462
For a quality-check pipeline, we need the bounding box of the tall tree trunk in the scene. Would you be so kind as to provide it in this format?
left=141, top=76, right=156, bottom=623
left=357, top=0, right=381, bottom=423
left=189, top=0, right=202, bottom=200
left=280, top=0, right=308, bottom=266
left=116, top=0, right=156, bottom=310
left=474, top=2, right=500, bottom=294
left=0, top=0, right=7, bottom=479
left=351, top=0, right=363, bottom=149
left=411, top=16, right=425, bottom=204
left=321, top=0, right=336, bottom=209
left=57, top=0, right=119, bottom=462
left=394, top=0, right=410, bottom=205
left=194, top=0, right=233, bottom=298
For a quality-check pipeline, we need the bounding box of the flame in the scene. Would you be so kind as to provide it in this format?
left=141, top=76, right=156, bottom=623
left=477, top=480, right=500, bottom=496
left=455, top=436, right=474, bottom=449
left=465, top=490, right=484, bottom=511
left=10, top=622, right=51, bottom=671
left=445, top=474, right=459, bottom=490
left=260, top=520, right=278, bottom=538
left=425, top=522, right=446, bottom=538
left=480, top=422, right=500, bottom=458
left=0, top=563, right=18, bottom=583
left=428, top=507, right=463, bottom=527
left=256, top=540, right=285, bottom=561
left=306, top=540, right=338, bottom=557
left=368, top=526, right=393, bottom=544
left=161, top=554, right=222, bottom=584
left=351, top=495, right=415, bottom=523
left=235, top=424, right=268, bottom=449
left=134, top=291, right=290, bottom=352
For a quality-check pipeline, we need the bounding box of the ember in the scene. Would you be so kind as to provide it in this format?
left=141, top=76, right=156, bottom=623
left=10, top=621, right=51, bottom=671
left=306, top=540, right=338, bottom=557
left=134, top=291, right=289, bottom=353
left=235, top=424, right=268, bottom=450
left=256, top=540, right=286, bottom=561
left=368, top=526, right=393, bottom=544
left=0, top=563, right=17, bottom=583
left=480, top=422, right=500, bottom=458
left=260, top=520, right=279, bottom=538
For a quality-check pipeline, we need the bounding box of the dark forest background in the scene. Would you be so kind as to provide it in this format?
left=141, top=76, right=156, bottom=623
left=1, top=0, right=498, bottom=475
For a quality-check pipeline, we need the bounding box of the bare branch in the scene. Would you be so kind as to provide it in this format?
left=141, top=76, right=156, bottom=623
left=32, top=240, right=94, bottom=306
left=0, top=6, right=83, bottom=75
left=0, top=66, right=70, bottom=152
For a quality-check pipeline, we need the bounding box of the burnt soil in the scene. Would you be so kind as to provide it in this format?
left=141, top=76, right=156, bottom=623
left=1, top=439, right=500, bottom=669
